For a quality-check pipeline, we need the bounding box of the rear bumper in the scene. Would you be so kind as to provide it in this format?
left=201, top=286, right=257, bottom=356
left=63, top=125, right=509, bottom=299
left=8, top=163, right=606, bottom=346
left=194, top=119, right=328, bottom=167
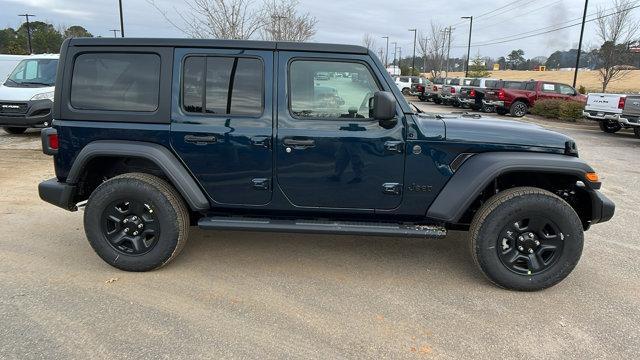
left=38, top=178, right=77, bottom=211
left=589, top=190, right=615, bottom=226
left=582, top=111, right=640, bottom=127
left=0, top=99, right=53, bottom=128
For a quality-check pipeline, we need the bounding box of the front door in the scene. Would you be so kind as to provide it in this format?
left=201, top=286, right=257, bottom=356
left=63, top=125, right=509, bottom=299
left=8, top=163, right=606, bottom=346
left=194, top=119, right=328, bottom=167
left=275, top=52, right=405, bottom=210
left=171, top=48, right=273, bottom=206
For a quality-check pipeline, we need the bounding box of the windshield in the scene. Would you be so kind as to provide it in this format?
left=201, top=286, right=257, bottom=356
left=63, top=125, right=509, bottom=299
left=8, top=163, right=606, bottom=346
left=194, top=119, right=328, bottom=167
left=4, top=58, right=58, bottom=87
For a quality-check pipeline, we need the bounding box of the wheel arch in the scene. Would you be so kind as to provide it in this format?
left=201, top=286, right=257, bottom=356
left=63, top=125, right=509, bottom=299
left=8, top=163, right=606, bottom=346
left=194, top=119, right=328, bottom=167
left=426, top=152, right=600, bottom=228
left=67, top=140, right=210, bottom=211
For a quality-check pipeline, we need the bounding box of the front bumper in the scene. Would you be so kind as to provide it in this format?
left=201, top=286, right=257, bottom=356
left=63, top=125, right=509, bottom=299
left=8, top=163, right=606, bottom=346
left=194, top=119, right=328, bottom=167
left=589, top=190, right=615, bottom=226
left=38, top=178, right=78, bottom=211
left=0, top=99, right=53, bottom=128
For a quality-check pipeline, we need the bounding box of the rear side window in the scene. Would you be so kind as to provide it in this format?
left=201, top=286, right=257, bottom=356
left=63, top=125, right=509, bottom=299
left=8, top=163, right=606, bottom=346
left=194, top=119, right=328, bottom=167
left=70, top=53, right=160, bottom=112
left=182, top=56, right=263, bottom=116
left=525, top=82, right=536, bottom=91
left=485, top=80, right=497, bottom=88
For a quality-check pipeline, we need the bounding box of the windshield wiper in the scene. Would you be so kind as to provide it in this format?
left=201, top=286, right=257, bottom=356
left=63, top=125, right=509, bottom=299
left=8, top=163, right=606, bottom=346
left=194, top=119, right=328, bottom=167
left=410, top=102, right=423, bottom=114
left=20, top=81, right=54, bottom=86
left=4, top=78, right=19, bottom=85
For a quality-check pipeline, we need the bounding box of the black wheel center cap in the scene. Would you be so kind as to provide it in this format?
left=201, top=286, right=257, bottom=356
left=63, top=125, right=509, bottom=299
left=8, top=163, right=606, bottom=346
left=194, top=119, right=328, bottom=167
left=517, top=232, right=540, bottom=253
left=123, top=215, right=144, bottom=236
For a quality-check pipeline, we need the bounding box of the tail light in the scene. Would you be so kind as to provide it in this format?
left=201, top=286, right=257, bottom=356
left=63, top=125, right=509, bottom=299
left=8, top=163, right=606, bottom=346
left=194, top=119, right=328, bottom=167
left=469, top=89, right=476, bottom=97
left=450, top=87, right=456, bottom=94
left=417, top=85, right=424, bottom=92
left=618, top=96, right=626, bottom=109
left=498, top=89, right=506, bottom=100
left=433, top=85, right=438, bottom=91
left=48, top=133, right=59, bottom=150
left=41, top=128, right=58, bottom=155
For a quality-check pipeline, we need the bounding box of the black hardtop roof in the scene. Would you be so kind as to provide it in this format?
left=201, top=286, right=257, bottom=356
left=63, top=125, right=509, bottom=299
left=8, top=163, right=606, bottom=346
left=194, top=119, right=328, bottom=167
left=67, top=37, right=369, bottom=55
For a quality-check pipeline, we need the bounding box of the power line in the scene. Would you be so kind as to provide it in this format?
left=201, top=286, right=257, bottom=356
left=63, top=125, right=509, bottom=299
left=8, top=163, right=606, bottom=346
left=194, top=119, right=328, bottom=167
left=472, top=0, right=564, bottom=32
left=451, top=3, right=640, bottom=48
left=447, top=1, right=530, bottom=28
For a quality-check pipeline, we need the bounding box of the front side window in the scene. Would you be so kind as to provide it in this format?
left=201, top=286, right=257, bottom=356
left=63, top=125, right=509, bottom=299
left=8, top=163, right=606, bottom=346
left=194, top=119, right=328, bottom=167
left=289, top=60, right=380, bottom=119
left=182, top=56, right=263, bottom=116
left=71, top=53, right=160, bottom=112
left=558, top=84, right=575, bottom=95
left=5, top=58, right=58, bottom=87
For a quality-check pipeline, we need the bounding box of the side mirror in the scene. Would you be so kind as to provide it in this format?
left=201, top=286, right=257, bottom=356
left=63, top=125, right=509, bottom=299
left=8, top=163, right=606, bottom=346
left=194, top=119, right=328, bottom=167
left=371, top=91, right=397, bottom=129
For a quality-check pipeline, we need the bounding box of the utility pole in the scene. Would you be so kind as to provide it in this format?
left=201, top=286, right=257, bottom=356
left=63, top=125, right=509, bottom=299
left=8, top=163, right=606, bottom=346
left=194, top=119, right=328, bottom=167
left=409, top=29, right=417, bottom=75
left=573, top=0, right=589, bottom=88
left=378, top=48, right=384, bottom=62
left=461, top=16, right=473, bottom=77
left=398, top=47, right=403, bottom=69
left=109, top=29, right=121, bottom=38
left=392, top=42, right=397, bottom=67
left=442, top=27, right=452, bottom=77
left=382, top=36, right=389, bottom=67
left=18, top=14, right=35, bottom=54
left=118, top=0, right=125, bottom=37
left=423, top=36, right=428, bottom=73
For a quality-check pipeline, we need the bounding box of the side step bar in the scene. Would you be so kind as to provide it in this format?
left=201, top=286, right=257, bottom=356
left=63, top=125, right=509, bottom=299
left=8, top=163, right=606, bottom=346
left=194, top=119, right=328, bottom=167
left=198, top=217, right=447, bottom=238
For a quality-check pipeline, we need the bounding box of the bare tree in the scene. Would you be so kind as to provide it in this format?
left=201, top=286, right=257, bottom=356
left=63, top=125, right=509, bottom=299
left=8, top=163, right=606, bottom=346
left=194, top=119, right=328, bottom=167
left=418, top=22, right=447, bottom=79
left=260, top=0, right=317, bottom=41
left=147, top=0, right=263, bottom=40
left=595, top=0, right=638, bottom=91
left=362, top=33, right=376, bottom=50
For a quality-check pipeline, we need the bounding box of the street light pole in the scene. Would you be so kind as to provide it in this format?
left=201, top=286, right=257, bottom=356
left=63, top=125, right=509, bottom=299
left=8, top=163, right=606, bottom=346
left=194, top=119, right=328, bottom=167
left=391, top=42, right=397, bottom=67
left=409, top=29, right=417, bottom=75
left=18, top=14, right=35, bottom=54
left=462, top=16, right=473, bottom=77
left=109, top=29, right=121, bottom=38
left=573, top=0, right=589, bottom=88
left=118, top=0, right=125, bottom=37
left=382, top=36, right=389, bottom=67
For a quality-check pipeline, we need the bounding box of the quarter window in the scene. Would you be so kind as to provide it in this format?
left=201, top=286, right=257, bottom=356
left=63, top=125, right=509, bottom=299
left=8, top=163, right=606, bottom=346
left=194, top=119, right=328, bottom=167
left=71, top=53, right=160, bottom=112
left=182, top=56, right=263, bottom=116
left=289, top=60, right=380, bottom=119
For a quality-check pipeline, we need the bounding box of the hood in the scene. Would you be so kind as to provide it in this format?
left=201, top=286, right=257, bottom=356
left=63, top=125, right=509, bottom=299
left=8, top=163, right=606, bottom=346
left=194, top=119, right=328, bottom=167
left=0, top=84, right=55, bottom=101
left=415, top=114, right=573, bottom=150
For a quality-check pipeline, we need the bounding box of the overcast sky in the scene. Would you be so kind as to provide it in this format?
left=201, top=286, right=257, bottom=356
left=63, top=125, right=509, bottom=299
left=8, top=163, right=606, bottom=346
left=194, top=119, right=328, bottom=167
left=1, top=0, right=636, bottom=59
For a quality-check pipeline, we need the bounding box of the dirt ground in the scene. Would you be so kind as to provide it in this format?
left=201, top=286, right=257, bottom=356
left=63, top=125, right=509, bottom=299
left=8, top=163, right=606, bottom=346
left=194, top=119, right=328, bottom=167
left=0, top=109, right=639, bottom=359
left=444, top=69, right=640, bottom=93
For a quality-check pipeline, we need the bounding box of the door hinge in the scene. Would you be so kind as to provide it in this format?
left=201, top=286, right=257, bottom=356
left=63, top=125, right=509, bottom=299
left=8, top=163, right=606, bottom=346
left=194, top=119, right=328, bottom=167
left=251, top=178, right=270, bottom=190
left=382, top=183, right=402, bottom=195
left=384, top=141, right=404, bottom=153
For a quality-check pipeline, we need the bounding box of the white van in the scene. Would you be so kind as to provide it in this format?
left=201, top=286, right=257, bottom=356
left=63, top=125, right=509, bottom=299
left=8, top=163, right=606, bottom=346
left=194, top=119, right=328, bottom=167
left=0, top=54, right=59, bottom=134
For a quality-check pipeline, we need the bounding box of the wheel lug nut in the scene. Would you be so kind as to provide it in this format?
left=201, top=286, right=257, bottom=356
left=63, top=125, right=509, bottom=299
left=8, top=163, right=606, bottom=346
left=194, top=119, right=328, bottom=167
left=133, top=231, right=138, bottom=236
left=518, top=236, right=523, bottom=241
left=518, top=246, right=524, bottom=251
left=149, top=209, right=153, bottom=214
left=123, top=219, right=128, bottom=223
left=528, top=248, right=534, bottom=254
left=124, top=228, right=129, bottom=232
left=529, top=232, right=534, bottom=237
left=132, top=216, right=137, bottom=221
left=535, top=240, right=540, bottom=246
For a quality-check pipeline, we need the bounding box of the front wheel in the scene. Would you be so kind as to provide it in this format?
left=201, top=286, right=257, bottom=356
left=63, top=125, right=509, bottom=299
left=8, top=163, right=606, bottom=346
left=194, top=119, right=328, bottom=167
left=84, top=173, right=190, bottom=271
left=469, top=187, right=583, bottom=291
left=2, top=127, right=27, bottom=134
left=599, top=120, right=622, bottom=133
left=509, top=101, right=528, bottom=117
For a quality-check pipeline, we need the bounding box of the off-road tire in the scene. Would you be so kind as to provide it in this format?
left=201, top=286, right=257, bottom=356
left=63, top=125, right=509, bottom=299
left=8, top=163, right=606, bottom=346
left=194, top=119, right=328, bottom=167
left=84, top=173, right=190, bottom=271
left=509, top=101, right=528, bottom=117
left=402, top=88, right=411, bottom=95
left=634, top=127, right=640, bottom=138
left=469, top=187, right=584, bottom=291
left=599, top=120, right=622, bottom=133
left=3, top=127, right=27, bottom=134
left=434, top=97, right=442, bottom=104
left=496, top=107, right=508, bottom=116
left=418, top=95, right=427, bottom=102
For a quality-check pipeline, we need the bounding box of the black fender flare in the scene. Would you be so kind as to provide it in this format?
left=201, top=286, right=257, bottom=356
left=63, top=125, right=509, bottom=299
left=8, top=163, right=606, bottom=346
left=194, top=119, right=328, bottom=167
left=426, top=152, right=597, bottom=223
left=67, top=140, right=210, bottom=211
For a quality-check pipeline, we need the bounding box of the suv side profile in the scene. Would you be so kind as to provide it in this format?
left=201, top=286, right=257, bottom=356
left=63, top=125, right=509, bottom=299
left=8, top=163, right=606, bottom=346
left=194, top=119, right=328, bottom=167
left=39, top=38, right=614, bottom=291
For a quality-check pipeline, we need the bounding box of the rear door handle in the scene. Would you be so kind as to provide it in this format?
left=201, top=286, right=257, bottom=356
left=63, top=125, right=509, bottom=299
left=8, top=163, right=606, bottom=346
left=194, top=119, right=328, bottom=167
left=184, top=134, right=217, bottom=145
left=283, top=138, right=315, bottom=149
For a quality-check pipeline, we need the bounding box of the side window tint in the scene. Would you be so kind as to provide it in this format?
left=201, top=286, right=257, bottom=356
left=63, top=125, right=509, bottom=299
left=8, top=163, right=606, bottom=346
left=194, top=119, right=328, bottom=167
left=289, top=60, right=381, bottom=119
left=71, top=53, right=160, bottom=112
left=526, top=82, right=535, bottom=91
left=559, top=84, right=575, bottom=95
left=399, top=77, right=409, bottom=82
left=182, top=56, right=264, bottom=116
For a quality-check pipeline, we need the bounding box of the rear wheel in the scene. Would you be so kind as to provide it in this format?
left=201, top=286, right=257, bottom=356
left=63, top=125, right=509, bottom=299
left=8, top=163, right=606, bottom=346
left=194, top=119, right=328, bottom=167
left=496, top=107, right=508, bottom=115
left=402, top=88, right=411, bottom=95
left=634, top=127, right=640, bottom=138
left=434, top=97, right=442, bottom=104
left=470, top=187, right=583, bottom=291
left=418, top=95, right=427, bottom=101
left=509, top=101, right=528, bottom=117
left=84, top=173, right=190, bottom=271
left=2, top=127, right=27, bottom=134
left=598, top=120, right=622, bottom=133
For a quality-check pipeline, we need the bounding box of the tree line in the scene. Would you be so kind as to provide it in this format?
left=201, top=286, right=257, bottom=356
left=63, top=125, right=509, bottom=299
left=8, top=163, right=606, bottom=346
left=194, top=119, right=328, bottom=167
left=0, top=22, right=92, bottom=55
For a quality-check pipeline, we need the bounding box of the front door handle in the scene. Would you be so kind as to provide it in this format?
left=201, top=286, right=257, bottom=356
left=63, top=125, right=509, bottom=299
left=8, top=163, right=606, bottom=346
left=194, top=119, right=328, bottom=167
left=184, top=134, right=217, bottom=145
left=283, top=138, right=315, bottom=149
left=384, top=140, right=404, bottom=153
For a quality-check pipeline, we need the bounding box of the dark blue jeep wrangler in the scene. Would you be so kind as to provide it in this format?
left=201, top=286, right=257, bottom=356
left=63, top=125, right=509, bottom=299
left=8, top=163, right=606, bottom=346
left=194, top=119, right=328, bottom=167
left=38, top=38, right=614, bottom=291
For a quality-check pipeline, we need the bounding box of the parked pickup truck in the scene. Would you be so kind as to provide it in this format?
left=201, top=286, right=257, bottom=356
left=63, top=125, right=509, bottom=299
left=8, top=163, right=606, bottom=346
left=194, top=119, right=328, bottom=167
left=440, top=77, right=474, bottom=106
left=458, top=78, right=499, bottom=112
left=394, top=76, right=428, bottom=95
left=39, top=38, right=614, bottom=291
left=417, top=77, right=451, bottom=103
left=411, top=79, right=432, bottom=101
left=485, top=80, right=586, bottom=117
left=583, top=93, right=640, bottom=138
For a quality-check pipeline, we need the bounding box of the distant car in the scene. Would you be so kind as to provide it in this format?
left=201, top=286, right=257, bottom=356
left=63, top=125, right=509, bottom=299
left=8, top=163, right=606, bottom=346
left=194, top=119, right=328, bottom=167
left=315, top=72, right=329, bottom=80
left=583, top=93, right=640, bottom=137
left=440, top=77, right=474, bottom=106
left=394, top=76, right=427, bottom=95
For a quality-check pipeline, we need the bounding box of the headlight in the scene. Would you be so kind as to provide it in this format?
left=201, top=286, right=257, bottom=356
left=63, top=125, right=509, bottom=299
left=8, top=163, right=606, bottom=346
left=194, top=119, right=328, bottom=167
left=31, top=91, right=55, bottom=101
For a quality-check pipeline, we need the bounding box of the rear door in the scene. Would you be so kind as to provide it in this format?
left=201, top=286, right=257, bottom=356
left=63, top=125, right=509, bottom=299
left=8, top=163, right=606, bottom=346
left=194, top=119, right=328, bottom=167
left=275, top=52, right=405, bottom=210
left=170, top=48, right=274, bottom=206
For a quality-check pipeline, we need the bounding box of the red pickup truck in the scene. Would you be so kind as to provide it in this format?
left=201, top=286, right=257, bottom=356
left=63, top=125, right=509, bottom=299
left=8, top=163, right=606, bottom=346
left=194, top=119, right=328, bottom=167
left=484, top=80, right=586, bottom=117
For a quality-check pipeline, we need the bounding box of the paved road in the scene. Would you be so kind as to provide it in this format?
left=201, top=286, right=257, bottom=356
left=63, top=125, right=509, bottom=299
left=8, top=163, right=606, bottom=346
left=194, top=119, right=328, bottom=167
left=1, top=108, right=638, bottom=359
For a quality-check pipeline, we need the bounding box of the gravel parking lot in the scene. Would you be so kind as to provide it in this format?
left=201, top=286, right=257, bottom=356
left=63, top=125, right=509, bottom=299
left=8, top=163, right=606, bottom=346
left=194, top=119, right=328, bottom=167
left=1, top=104, right=638, bottom=359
